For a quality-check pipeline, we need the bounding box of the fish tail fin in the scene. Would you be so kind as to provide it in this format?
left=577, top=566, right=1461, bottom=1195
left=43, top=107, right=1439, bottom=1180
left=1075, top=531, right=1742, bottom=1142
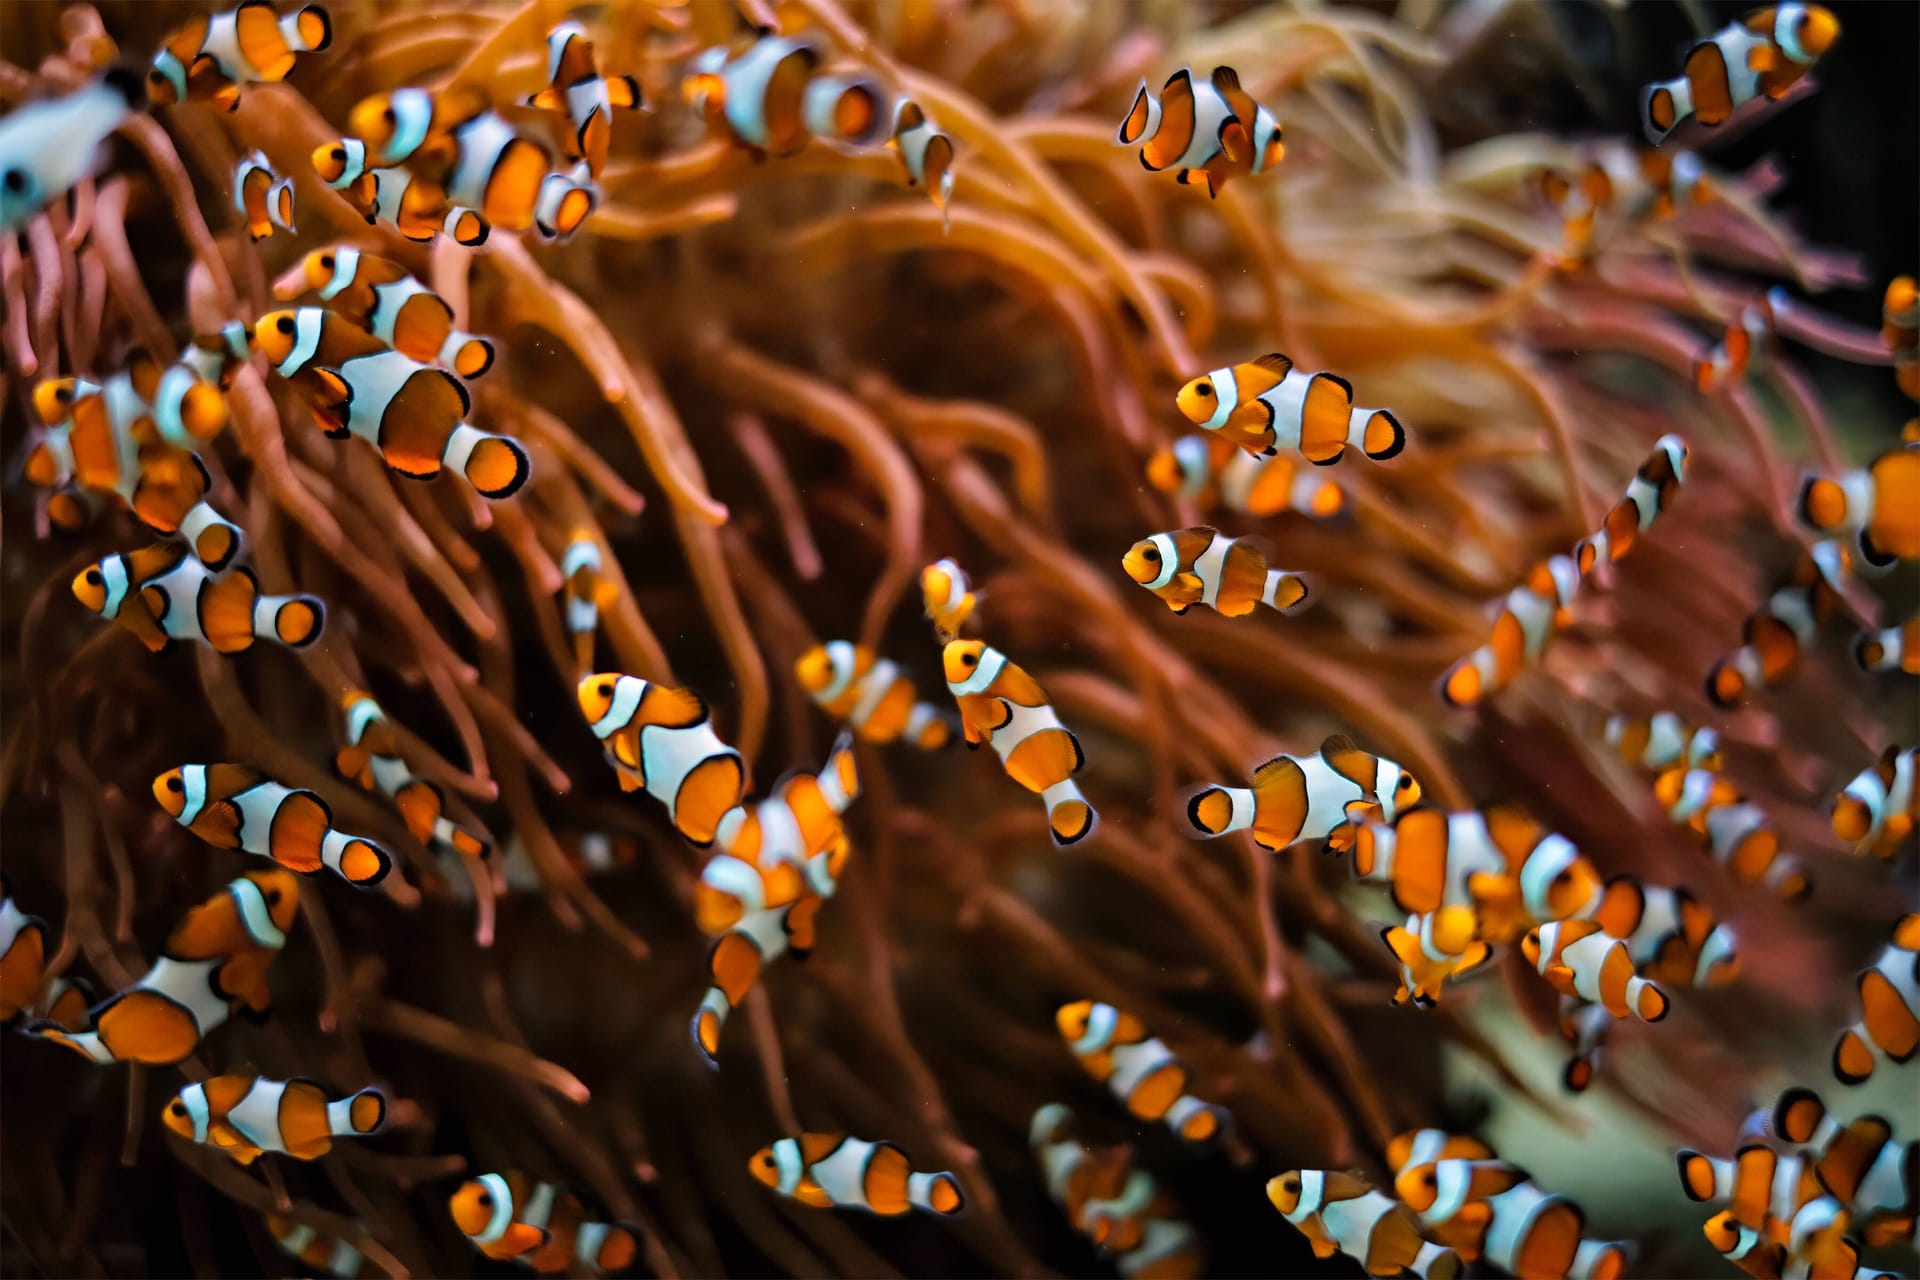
left=179, top=502, right=244, bottom=571
left=268, top=177, right=296, bottom=233
left=327, top=1087, right=388, bottom=1135
left=392, top=779, right=445, bottom=846
left=1185, top=785, right=1250, bottom=838
left=442, top=205, right=489, bottom=247
left=1352, top=407, right=1406, bottom=461
left=1571, top=1239, right=1633, bottom=1280
left=1411, top=1241, right=1462, bottom=1280
left=254, top=590, right=326, bottom=649
left=441, top=331, right=495, bottom=379
left=283, top=5, right=332, bottom=52
left=1260, top=568, right=1312, bottom=615
left=1641, top=76, right=1691, bottom=144
left=908, top=1170, right=967, bottom=1216
left=442, top=423, right=530, bottom=499
left=1042, top=778, right=1096, bottom=846
left=320, top=830, right=392, bottom=887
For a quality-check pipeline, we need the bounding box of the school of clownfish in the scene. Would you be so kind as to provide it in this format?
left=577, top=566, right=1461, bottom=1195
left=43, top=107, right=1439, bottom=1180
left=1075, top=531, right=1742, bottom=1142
left=0, top=1, right=1915, bottom=1276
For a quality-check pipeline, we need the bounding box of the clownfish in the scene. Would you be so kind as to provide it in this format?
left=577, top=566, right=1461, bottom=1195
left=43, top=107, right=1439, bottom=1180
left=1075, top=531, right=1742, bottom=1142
left=1476, top=1182, right=1632, bottom=1280
left=233, top=150, right=294, bottom=240
left=0, top=70, right=144, bottom=234
left=1122, top=526, right=1310, bottom=618
left=162, top=1075, right=387, bottom=1164
left=154, top=764, right=393, bottom=887
left=149, top=2, right=331, bottom=109
left=1266, top=1171, right=1461, bottom=1280
left=1833, top=913, right=1920, bottom=1086
left=449, top=1172, right=640, bottom=1274
left=1679, top=1114, right=1825, bottom=1230
left=335, top=693, right=489, bottom=862
left=1885, top=277, right=1918, bottom=402
left=1640, top=4, right=1840, bottom=144
left=1031, top=1104, right=1114, bottom=1231
left=526, top=22, right=640, bottom=180
left=795, top=643, right=950, bottom=750
left=312, top=140, right=490, bottom=246
left=1533, top=146, right=1718, bottom=264
left=1535, top=161, right=1618, bottom=262
left=577, top=673, right=745, bottom=846
left=1033, top=1103, right=1204, bottom=1278
left=922, top=558, right=977, bottom=643
left=1573, top=434, right=1689, bottom=574
left=1798, top=443, right=1920, bottom=569
left=1192, top=734, right=1421, bottom=855
left=1701, top=1211, right=1785, bottom=1280
left=1145, top=434, right=1345, bottom=521
left=1771, top=1087, right=1918, bottom=1247
left=34, top=351, right=231, bottom=451
left=1175, top=353, right=1404, bottom=464
left=1707, top=541, right=1851, bottom=706
left=278, top=246, right=494, bottom=378
left=944, top=641, right=1096, bottom=845
left=1603, top=712, right=1723, bottom=773
left=1830, top=746, right=1917, bottom=860
left=748, top=1135, right=965, bottom=1217
left=1695, top=301, right=1777, bottom=394
left=1382, top=907, right=1496, bottom=1008
left=694, top=901, right=818, bottom=1067
left=559, top=534, right=615, bottom=678
left=1855, top=613, right=1920, bottom=675
left=889, top=100, right=955, bottom=211
left=1115, top=66, right=1283, bottom=199
left=73, top=544, right=324, bottom=655
left=250, top=308, right=528, bottom=497
left=0, top=880, right=50, bottom=1025
left=1439, top=557, right=1582, bottom=708
left=1654, top=766, right=1811, bottom=901
left=698, top=734, right=859, bottom=939
left=266, top=1216, right=368, bottom=1279
left=24, top=869, right=299, bottom=1064
left=1055, top=1000, right=1228, bottom=1144
left=684, top=32, right=891, bottom=158
left=1557, top=998, right=1616, bottom=1093
left=1524, top=920, right=1672, bottom=1022
left=1592, top=876, right=1740, bottom=989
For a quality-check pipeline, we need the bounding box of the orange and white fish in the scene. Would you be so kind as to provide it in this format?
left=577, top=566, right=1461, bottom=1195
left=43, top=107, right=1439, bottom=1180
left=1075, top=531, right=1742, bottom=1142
left=1707, top=541, right=1851, bottom=706
left=944, top=641, right=1096, bottom=845
left=1679, top=1113, right=1825, bottom=1230
left=0, top=880, right=50, bottom=1026
left=0, top=72, right=144, bottom=235
left=250, top=308, right=528, bottom=497
left=1537, top=146, right=1717, bottom=258
left=1476, top=1182, right=1632, bottom=1280
left=148, top=2, right=331, bottom=110
left=1640, top=4, right=1840, bottom=144
left=1145, top=434, right=1345, bottom=520
left=525, top=21, right=641, bottom=180
left=1382, top=907, right=1495, bottom=1008
left=693, top=902, right=814, bottom=1067
left=73, top=544, right=324, bottom=655
left=1770, top=1087, right=1917, bottom=1247
left=1832, top=913, right=1920, bottom=1086
left=576, top=673, right=745, bottom=846
left=24, top=869, right=298, bottom=1064
left=1830, top=747, right=1917, bottom=860
left=1885, top=276, right=1918, bottom=401
left=233, top=150, right=294, bottom=240
left=1701, top=1211, right=1786, bottom=1280
left=1572, top=435, right=1689, bottom=573
left=1115, top=66, right=1283, bottom=199
left=1056, top=1001, right=1228, bottom=1144
left=266, top=1216, right=369, bottom=1278
left=34, top=350, right=232, bottom=452
left=684, top=32, right=890, bottom=158
left=1654, top=766, right=1811, bottom=901
left=449, top=1172, right=640, bottom=1274
left=1695, top=300, right=1777, bottom=395
left=1603, top=712, right=1723, bottom=773
left=1032, top=1106, right=1204, bottom=1279
left=1122, top=527, right=1310, bottom=618
left=748, top=1135, right=965, bottom=1217
left=1191, top=735, right=1421, bottom=855
left=1592, top=876, right=1740, bottom=989
left=1556, top=998, right=1616, bottom=1093
left=278, top=246, right=494, bottom=377
left=154, top=764, right=392, bottom=887
left=794, top=643, right=950, bottom=750
left=1524, top=920, right=1672, bottom=1022
left=1798, top=443, right=1920, bottom=568
left=559, top=534, right=615, bottom=678
left=889, top=100, right=954, bottom=211
left=1267, top=1171, right=1461, bottom=1280
left=163, top=1075, right=387, bottom=1163
left=1438, top=556, right=1582, bottom=708
left=1854, top=613, right=1919, bottom=675
left=1175, top=353, right=1404, bottom=463
left=311, top=140, right=490, bottom=246
left=922, top=558, right=977, bottom=642
left=335, top=693, right=489, bottom=862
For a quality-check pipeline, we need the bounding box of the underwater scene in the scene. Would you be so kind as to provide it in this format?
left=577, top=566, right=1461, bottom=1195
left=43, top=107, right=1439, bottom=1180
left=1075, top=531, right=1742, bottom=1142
left=0, top=0, right=1916, bottom=1276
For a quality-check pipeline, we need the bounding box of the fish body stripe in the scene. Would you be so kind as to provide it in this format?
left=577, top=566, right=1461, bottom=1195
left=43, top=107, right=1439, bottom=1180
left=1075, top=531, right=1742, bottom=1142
left=230, top=780, right=298, bottom=856
left=1774, top=3, right=1813, bottom=61
left=366, top=278, right=430, bottom=347
left=927, top=561, right=968, bottom=608
left=1143, top=534, right=1180, bottom=590
left=772, top=1138, right=807, bottom=1195
left=447, top=113, right=520, bottom=210
left=561, top=539, right=601, bottom=577
left=818, top=640, right=861, bottom=703
left=1874, top=947, right=1920, bottom=1012
left=181, top=1084, right=213, bottom=1141
left=519, top=1181, right=558, bottom=1231
left=849, top=659, right=901, bottom=728
left=639, top=722, right=739, bottom=824
left=1086, top=1169, right=1156, bottom=1227
left=225, top=1079, right=292, bottom=1153
left=152, top=366, right=202, bottom=450
left=719, top=37, right=806, bottom=147
left=594, top=677, right=643, bottom=740
left=145, top=957, right=233, bottom=1042
left=1074, top=1001, right=1120, bottom=1055
left=473, top=1173, right=514, bottom=1243
left=1260, top=371, right=1316, bottom=450
left=197, top=12, right=266, bottom=83
left=574, top=1222, right=611, bottom=1266
left=99, top=555, right=132, bottom=621
left=1192, top=532, right=1232, bottom=608
left=1298, top=754, right=1366, bottom=842
left=1855, top=1141, right=1911, bottom=1217
left=1518, top=833, right=1583, bottom=919
left=948, top=646, right=1007, bottom=697
left=279, top=309, right=326, bottom=379
left=1107, top=1036, right=1176, bottom=1100
left=152, top=50, right=189, bottom=101
left=1403, top=1129, right=1448, bottom=1172
left=1169, top=77, right=1235, bottom=172
left=1124, top=1219, right=1198, bottom=1276
left=318, top=246, right=362, bottom=300
left=1427, top=1160, right=1475, bottom=1224
left=341, top=350, right=426, bottom=449
left=985, top=699, right=1070, bottom=768
left=1319, top=1191, right=1397, bottom=1261
left=809, top=1136, right=879, bottom=1209
left=753, top=796, right=808, bottom=874
left=228, top=877, right=287, bottom=950
left=1484, top=1182, right=1559, bottom=1272
left=1202, top=367, right=1236, bottom=431
left=1704, top=803, right=1767, bottom=859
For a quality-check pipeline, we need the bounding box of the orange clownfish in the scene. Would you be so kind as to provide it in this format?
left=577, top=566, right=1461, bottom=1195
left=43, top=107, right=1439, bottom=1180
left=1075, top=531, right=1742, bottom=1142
left=577, top=673, right=745, bottom=846
left=697, top=734, right=859, bottom=939
left=1556, top=999, right=1616, bottom=1093
left=1706, top=541, right=1851, bottom=706
left=1603, top=711, right=1723, bottom=773
left=1387, top=1133, right=1525, bottom=1260
left=684, top=32, right=891, bottom=158
left=1031, top=1106, right=1203, bottom=1277
left=278, top=246, right=494, bottom=378
left=449, top=1172, right=640, bottom=1274
left=250, top=308, right=528, bottom=497
left=1855, top=613, right=1920, bottom=675
left=1654, top=766, right=1811, bottom=901
left=24, top=869, right=299, bottom=1064
left=1833, top=913, right=1920, bottom=1086
left=148, top=2, right=331, bottom=110
left=74, top=544, right=324, bottom=656
left=1830, top=746, right=1917, bottom=860
left=335, top=693, right=489, bottom=862
left=694, top=900, right=816, bottom=1068
left=312, top=139, right=490, bottom=247
left=525, top=22, right=641, bottom=181
left=1572, top=434, right=1689, bottom=574
left=1677, top=1131, right=1835, bottom=1250
left=1056, top=1001, right=1228, bottom=1144
left=1438, top=557, right=1581, bottom=708
left=1592, top=876, right=1739, bottom=989
left=1770, top=1087, right=1917, bottom=1248
left=1115, top=66, right=1283, bottom=199
left=1382, top=907, right=1495, bottom=1008
left=1640, top=4, right=1840, bottom=144
left=1885, top=276, right=1918, bottom=401
left=1192, top=734, right=1421, bottom=855
left=154, top=764, right=392, bottom=887
left=890, top=100, right=955, bottom=211
left=1146, top=434, right=1345, bottom=520
left=1798, top=443, right=1920, bottom=569
left=944, top=641, right=1096, bottom=845
left=1, top=880, right=51, bottom=1026
left=749, top=1135, right=965, bottom=1217
left=1694, top=300, right=1778, bottom=394
left=233, top=150, right=294, bottom=240
left=795, top=642, right=950, bottom=750
left=1524, top=920, right=1672, bottom=1023
left=1122, top=526, right=1310, bottom=618
left=1175, top=353, right=1404, bottom=464
left=1267, top=1171, right=1461, bottom=1280
left=559, top=533, right=615, bottom=678
left=921, top=558, right=977, bottom=643
left=162, top=1075, right=387, bottom=1163
left=266, top=1215, right=368, bottom=1278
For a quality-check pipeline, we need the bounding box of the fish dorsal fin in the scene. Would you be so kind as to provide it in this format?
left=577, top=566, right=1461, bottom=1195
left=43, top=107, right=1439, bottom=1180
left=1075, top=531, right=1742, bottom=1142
left=1250, top=752, right=1303, bottom=793
left=1318, top=735, right=1377, bottom=797
left=1253, top=352, right=1292, bottom=376
left=1210, top=66, right=1242, bottom=96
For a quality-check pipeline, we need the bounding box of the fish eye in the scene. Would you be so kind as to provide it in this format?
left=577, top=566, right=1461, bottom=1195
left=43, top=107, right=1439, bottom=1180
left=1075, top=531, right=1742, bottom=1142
left=275, top=316, right=294, bottom=336
left=264, top=888, right=281, bottom=905
left=168, top=1100, right=186, bottom=1116
left=1, top=169, right=26, bottom=194
left=1422, top=1170, right=1436, bottom=1188
left=597, top=680, right=614, bottom=697
left=1141, top=546, right=1159, bottom=562
left=961, top=653, right=975, bottom=667
left=167, top=776, right=184, bottom=793
left=55, top=386, right=73, bottom=403
left=85, top=568, right=102, bottom=585
left=329, top=146, right=345, bottom=163
left=476, top=1191, right=492, bottom=1207
left=1195, top=383, right=1213, bottom=397
left=382, top=107, right=396, bottom=124
left=320, top=254, right=334, bottom=268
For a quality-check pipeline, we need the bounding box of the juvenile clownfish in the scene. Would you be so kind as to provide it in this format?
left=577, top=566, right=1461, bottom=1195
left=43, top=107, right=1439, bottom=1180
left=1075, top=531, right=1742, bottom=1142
left=73, top=544, right=324, bottom=655
left=577, top=673, right=745, bottom=846
left=1439, top=557, right=1582, bottom=708
left=944, top=641, right=1096, bottom=845
left=1056, top=1001, right=1229, bottom=1144
left=449, top=1172, right=640, bottom=1274
left=1603, top=712, right=1723, bottom=773
left=1266, top=1171, right=1461, bottom=1280
left=0, top=879, right=50, bottom=1026
left=149, top=2, right=331, bottom=109
left=1770, top=1087, right=1918, bottom=1247
left=0, top=72, right=142, bottom=233
left=1115, top=66, right=1283, bottom=199
left=1534, top=146, right=1716, bottom=264
left=921, top=558, right=977, bottom=643
left=1524, top=920, right=1672, bottom=1023
left=1706, top=541, right=1851, bottom=706
left=1654, top=766, right=1811, bottom=901
left=1885, top=277, right=1918, bottom=402
left=1122, top=526, right=1310, bottom=618
left=559, top=533, right=614, bottom=678
left=1557, top=998, right=1616, bottom=1093
left=250, top=308, right=529, bottom=497
left=1191, top=734, right=1420, bottom=855
left=1798, top=443, right=1920, bottom=569
left=684, top=32, right=891, bottom=158
left=1381, top=907, right=1495, bottom=1008
left=525, top=22, right=641, bottom=180
left=1534, top=161, right=1617, bottom=262
left=278, top=246, right=494, bottom=377
left=1175, top=353, right=1404, bottom=464
left=889, top=100, right=955, bottom=211
left=1694, top=300, right=1777, bottom=395
left=162, top=1076, right=387, bottom=1164
left=1081, top=1168, right=1202, bottom=1278
left=1592, top=876, right=1740, bottom=989
left=1574, top=434, right=1690, bottom=573
left=1640, top=4, right=1840, bottom=144
left=1830, top=746, right=1917, bottom=860
left=154, top=764, right=393, bottom=887
left=748, top=1135, right=965, bottom=1217
left=233, top=150, right=294, bottom=240
left=1832, top=913, right=1920, bottom=1087
left=23, top=869, right=299, bottom=1064
left=311, top=140, right=491, bottom=246
left=1855, top=613, right=1920, bottom=675
left=1145, top=434, right=1345, bottom=521
left=266, top=1215, right=368, bottom=1279
left=795, top=642, right=950, bottom=750
left=335, top=693, right=489, bottom=862
left=1030, top=1105, right=1115, bottom=1234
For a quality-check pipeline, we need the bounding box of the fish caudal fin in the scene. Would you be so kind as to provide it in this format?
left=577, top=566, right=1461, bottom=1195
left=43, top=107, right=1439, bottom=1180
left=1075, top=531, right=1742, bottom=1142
left=1641, top=76, right=1692, bottom=143
left=254, top=592, right=326, bottom=649
left=1261, top=569, right=1311, bottom=614
left=282, top=5, right=332, bottom=52
left=1352, top=408, right=1406, bottom=461
left=320, top=830, right=392, bottom=886
left=441, top=332, right=495, bottom=379
left=198, top=567, right=262, bottom=653
left=327, top=1087, right=388, bottom=1136
left=576, top=1223, right=640, bottom=1272
left=441, top=424, right=529, bottom=499
left=179, top=502, right=244, bottom=571
left=1185, top=785, right=1251, bottom=838
left=1412, top=1241, right=1462, bottom=1280
left=1043, top=779, right=1096, bottom=845
left=908, top=1170, right=967, bottom=1216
